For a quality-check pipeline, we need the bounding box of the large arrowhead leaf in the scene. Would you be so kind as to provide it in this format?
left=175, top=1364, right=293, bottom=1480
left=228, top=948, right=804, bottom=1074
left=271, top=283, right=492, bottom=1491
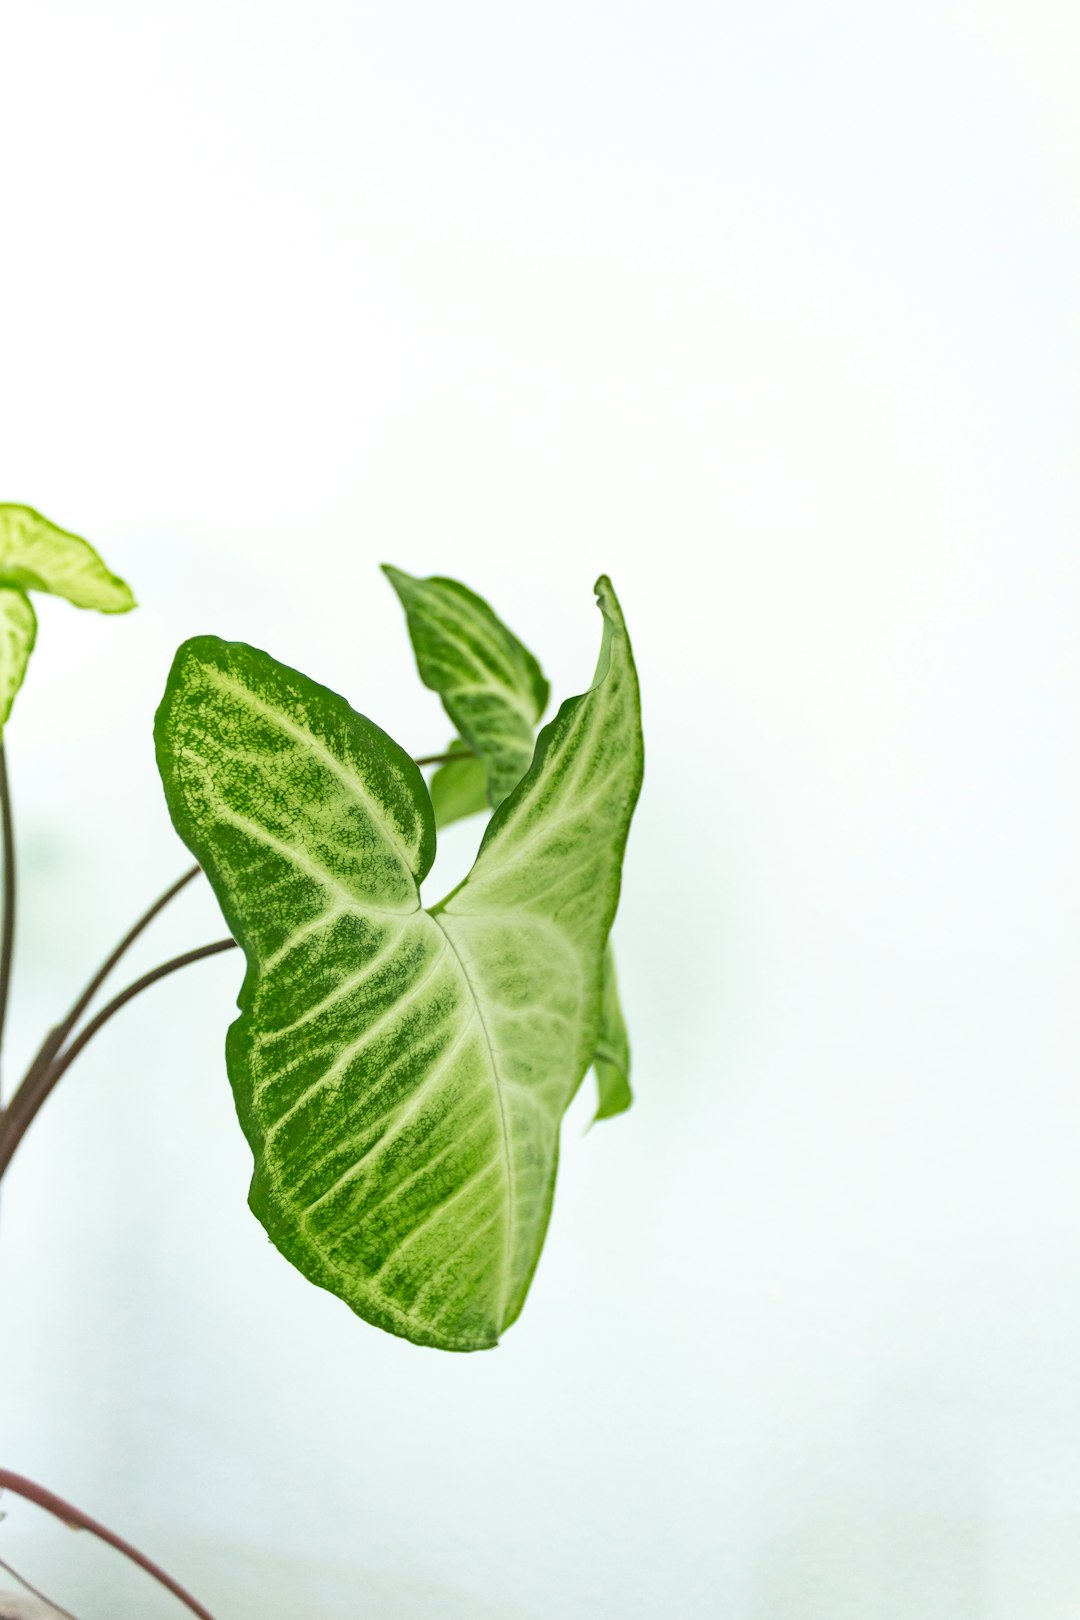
left=155, top=577, right=642, bottom=1351
left=382, top=566, right=549, bottom=808
left=0, top=505, right=136, bottom=612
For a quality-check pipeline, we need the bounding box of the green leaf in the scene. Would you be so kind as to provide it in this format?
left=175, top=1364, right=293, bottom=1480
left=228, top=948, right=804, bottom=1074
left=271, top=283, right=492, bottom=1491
left=155, top=576, right=642, bottom=1351
left=382, top=565, right=549, bottom=807
left=0, top=589, right=37, bottom=731
left=591, top=946, right=632, bottom=1122
left=0, top=505, right=136, bottom=612
left=385, top=569, right=634, bottom=1124
left=429, top=739, right=489, bottom=828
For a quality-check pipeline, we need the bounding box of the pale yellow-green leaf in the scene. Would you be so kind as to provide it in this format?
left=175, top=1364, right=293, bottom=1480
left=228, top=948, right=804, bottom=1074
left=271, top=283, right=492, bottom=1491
left=0, top=505, right=135, bottom=613
left=0, top=589, right=37, bottom=731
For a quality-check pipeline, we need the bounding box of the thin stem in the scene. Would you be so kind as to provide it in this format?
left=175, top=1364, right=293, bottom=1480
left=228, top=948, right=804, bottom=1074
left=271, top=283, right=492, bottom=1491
left=0, top=743, right=17, bottom=1094
left=16, top=865, right=203, bottom=1113
left=0, top=940, right=237, bottom=1181
left=0, top=1550, right=80, bottom=1619
left=0, top=1469, right=218, bottom=1620
left=413, top=749, right=476, bottom=767
left=44, top=939, right=238, bottom=1089
left=56, top=864, right=202, bottom=1056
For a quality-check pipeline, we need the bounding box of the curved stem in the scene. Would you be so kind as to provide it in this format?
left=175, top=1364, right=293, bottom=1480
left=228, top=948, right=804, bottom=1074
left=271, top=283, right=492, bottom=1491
left=0, top=744, right=17, bottom=1093
left=0, top=1469, right=218, bottom=1620
left=16, top=865, right=203, bottom=1115
left=42, top=939, right=238, bottom=1092
left=0, top=940, right=237, bottom=1181
left=57, top=865, right=201, bottom=1059
left=0, top=1549, right=80, bottom=1619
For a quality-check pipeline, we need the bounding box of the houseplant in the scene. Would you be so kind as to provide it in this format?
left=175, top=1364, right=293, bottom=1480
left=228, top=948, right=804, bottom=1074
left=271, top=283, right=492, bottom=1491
left=0, top=506, right=643, bottom=1617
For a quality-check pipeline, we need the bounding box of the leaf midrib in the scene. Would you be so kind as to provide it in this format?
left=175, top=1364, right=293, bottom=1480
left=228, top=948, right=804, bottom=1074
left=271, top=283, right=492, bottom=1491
left=430, top=912, right=515, bottom=1325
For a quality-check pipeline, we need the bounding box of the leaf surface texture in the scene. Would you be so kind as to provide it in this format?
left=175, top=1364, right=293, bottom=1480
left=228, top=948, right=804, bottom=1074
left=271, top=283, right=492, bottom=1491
left=383, top=566, right=548, bottom=807
left=156, top=578, right=642, bottom=1349
left=387, top=565, right=635, bottom=1119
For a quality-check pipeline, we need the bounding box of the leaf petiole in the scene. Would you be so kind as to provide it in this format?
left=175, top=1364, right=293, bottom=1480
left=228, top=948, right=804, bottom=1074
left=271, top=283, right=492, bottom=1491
left=0, top=1468, right=219, bottom=1620
left=0, top=743, right=16, bottom=1097
left=0, top=940, right=238, bottom=1181
left=412, top=748, right=477, bottom=768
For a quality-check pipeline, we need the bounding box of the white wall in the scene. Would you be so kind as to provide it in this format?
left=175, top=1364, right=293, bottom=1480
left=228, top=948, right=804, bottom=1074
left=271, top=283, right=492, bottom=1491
left=1, top=2, right=1079, bottom=1616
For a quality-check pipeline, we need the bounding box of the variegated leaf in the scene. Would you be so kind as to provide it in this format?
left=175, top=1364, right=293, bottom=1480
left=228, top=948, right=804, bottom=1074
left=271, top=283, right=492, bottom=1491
left=155, top=577, right=642, bottom=1350
left=0, top=504, right=135, bottom=731
left=391, top=570, right=635, bottom=1122
left=382, top=565, right=548, bottom=807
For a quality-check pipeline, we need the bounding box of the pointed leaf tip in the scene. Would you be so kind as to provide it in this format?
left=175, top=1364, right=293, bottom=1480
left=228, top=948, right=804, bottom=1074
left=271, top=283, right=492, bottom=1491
left=593, top=575, right=627, bottom=626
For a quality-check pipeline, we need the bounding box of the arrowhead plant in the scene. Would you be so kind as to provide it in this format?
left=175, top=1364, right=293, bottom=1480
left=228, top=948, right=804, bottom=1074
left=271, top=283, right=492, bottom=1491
left=154, top=574, right=642, bottom=1349
left=0, top=522, right=643, bottom=1608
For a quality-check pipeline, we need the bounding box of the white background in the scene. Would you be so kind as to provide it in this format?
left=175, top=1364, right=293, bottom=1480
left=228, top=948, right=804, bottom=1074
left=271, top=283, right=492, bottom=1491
left=1, top=2, right=1079, bottom=1616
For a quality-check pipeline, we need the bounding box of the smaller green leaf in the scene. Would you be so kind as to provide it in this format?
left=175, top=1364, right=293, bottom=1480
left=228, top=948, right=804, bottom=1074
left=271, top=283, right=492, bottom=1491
left=0, top=505, right=136, bottom=613
left=383, top=565, right=548, bottom=807
left=0, top=589, right=37, bottom=731
left=429, top=739, right=489, bottom=828
left=592, top=945, right=632, bottom=1122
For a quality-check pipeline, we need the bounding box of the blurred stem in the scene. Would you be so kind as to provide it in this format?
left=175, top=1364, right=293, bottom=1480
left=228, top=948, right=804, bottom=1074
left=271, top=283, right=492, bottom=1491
left=12, top=864, right=203, bottom=1124
left=0, top=1550, right=80, bottom=1619
left=414, top=748, right=476, bottom=767
left=0, top=743, right=16, bottom=1099
left=0, top=939, right=237, bottom=1182
left=0, top=1469, right=219, bottom=1620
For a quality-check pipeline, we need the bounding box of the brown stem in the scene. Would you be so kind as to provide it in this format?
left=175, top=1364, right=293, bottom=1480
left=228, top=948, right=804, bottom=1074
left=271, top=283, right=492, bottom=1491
left=0, top=1549, right=80, bottom=1619
left=15, top=866, right=203, bottom=1117
left=54, top=864, right=201, bottom=1054
left=0, top=940, right=237, bottom=1181
left=0, top=1469, right=218, bottom=1620
left=413, top=749, right=476, bottom=767
left=0, top=744, right=17, bottom=1100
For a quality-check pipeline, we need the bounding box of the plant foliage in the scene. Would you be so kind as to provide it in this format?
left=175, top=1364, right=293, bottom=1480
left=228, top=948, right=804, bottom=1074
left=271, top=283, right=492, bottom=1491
left=155, top=574, right=642, bottom=1349
left=387, top=568, right=636, bottom=1122
left=0, top=504, right=135, bottom=730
